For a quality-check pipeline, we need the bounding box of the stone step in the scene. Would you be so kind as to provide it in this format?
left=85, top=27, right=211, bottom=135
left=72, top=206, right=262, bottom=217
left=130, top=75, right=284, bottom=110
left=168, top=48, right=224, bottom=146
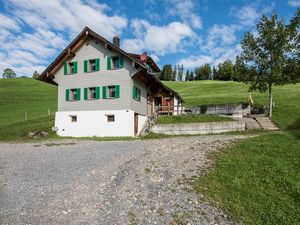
left=255, top=117, right=280, bottom=130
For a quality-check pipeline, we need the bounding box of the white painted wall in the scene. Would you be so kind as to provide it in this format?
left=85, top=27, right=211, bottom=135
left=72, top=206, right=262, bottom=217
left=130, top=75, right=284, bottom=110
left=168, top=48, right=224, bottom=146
left=55, top=110, right=140, bottom=137
left=138, top=114, right=147, bottom=134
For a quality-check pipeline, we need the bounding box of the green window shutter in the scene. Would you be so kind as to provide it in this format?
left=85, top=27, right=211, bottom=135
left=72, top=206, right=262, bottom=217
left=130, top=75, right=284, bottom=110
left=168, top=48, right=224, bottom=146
left=132, top=85, right=136, bottom=100
left=84, top=60, right=88, bottom=73
left=65, top=89, right=70, bottom=101
left=74, top=61, right=78, bottom=74
left=115, top=85, right=120, bottom=98
left=76, top=88, right=81, bottom=100
left=107, top=57, right=112, bottom=70
left=64, top=62, right=68, bottom=75
left=102, top=86, right=107, bottom=99
left=119, top=56, right=124, bottom=68
left=84, top=88, right=88, bottom=100
left=96, top=87, right=100, bottom=99
left=95, top=58, right=100, bottom=71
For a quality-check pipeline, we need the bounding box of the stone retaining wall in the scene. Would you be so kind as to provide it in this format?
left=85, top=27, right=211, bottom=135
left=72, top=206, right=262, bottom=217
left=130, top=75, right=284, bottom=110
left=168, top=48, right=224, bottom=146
left=151, top=121, right=245, bottom=135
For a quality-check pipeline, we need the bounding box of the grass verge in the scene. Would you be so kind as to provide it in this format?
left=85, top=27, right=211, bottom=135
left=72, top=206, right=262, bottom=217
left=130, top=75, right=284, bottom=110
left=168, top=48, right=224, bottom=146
left=156, top=114, right=233, bottom=124
left=193, top=131, right=300, bottom=225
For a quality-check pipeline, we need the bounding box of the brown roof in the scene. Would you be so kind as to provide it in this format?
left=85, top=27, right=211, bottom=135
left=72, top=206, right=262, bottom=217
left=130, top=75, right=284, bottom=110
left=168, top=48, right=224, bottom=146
left=38, top=26, right=183, bottom=101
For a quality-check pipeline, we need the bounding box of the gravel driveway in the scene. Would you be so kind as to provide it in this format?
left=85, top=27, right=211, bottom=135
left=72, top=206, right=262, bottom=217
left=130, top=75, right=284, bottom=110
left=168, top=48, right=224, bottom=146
left=0, top=135, right=246, bottom=225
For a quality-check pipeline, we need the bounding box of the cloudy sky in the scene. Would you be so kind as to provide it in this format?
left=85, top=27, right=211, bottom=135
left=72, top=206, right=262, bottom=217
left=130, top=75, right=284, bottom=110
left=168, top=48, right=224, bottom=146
left=0, top=0, right=299, bottom=76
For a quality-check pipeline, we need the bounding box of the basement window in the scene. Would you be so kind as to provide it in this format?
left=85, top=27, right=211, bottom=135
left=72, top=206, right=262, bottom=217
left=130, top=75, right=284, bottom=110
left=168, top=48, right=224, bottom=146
left=70, top=115, right=77, bottom=122
left=106, top=115, right=115, bottom=122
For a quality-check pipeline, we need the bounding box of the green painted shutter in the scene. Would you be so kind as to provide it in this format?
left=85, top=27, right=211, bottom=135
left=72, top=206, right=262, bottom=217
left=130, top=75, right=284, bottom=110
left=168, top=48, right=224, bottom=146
left=102, top=86, right=107, bottom=99
left=74, top=61, right=78, bottom=74
left=84, top=60, right=88, bottom=73
left=96, top=87, right=100, bottom=99
left=95, top=58, right=100, bottom=71
left=132, top=86, right=136, bottom=100
left=65, top=89, right=69, bottom=101
left=115, top=85, right=120, bottom=98
left=64, top=62, right=68, bottom=75
left=107, top=57, right=112, bottom=70
left=76, top=88, right=81, bottom=100
left=84, top=88, right=88, bottom=100
left=119, top=57, right=124, bottom=68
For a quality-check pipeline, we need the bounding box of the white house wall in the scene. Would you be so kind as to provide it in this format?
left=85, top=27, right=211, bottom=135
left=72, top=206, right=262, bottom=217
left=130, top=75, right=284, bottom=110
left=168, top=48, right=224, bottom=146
left=55, top=110, right=136, bottom=137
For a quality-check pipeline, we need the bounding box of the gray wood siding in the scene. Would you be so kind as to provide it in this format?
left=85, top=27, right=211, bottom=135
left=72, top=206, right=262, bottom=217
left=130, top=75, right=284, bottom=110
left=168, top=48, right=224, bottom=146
left=54, top=38, right=136, bottom=111
left=130, top=79, right=148, bottom=116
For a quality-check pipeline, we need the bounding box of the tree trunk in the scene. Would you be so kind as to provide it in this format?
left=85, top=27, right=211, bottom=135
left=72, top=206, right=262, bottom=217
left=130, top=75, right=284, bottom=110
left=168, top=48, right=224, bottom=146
left=268, top=83, right=273, bottom=118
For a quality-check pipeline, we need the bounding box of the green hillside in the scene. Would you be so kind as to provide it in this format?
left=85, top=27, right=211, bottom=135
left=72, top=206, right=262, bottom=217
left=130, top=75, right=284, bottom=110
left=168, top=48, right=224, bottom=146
left=0, top=78, right=57, bottom=126
left=164, top=80, right=300, bottom=130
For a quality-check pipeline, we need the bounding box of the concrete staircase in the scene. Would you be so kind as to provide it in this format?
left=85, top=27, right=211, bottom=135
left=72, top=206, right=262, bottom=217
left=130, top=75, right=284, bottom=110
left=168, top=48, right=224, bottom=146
left=255, top=117, right=279, bottom=131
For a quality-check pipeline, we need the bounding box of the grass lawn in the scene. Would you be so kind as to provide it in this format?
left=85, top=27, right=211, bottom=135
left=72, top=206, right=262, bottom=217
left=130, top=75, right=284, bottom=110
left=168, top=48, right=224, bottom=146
left=0, top=78, right=57, bottom=126
left=156, top=114, right=233, bottom=124
left=193, top=131, right=300, bottom=225
left=164, top=81, right=300, bottom=130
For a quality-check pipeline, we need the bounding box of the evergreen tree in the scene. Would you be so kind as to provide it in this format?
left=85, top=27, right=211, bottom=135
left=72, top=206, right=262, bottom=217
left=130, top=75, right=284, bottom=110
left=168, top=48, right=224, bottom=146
left=190, top=71, right=195, bottom=81
left=185, top=70, right=190, bottom=81
left=32, top=70, right=39, bottom=79
left=172, top=65, right=177, bottom=81
left=212, top=66, right=218, bottom=80
left=177, top=64, right=184, bottom=81
left=217, top=60, right=234, bottom=81
left=195, top=64, right=211, bottom=80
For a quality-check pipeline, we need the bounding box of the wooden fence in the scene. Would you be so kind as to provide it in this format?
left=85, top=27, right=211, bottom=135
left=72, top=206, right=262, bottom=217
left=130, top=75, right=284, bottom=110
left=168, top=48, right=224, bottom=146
left=154, top=104, right=184, bottom=116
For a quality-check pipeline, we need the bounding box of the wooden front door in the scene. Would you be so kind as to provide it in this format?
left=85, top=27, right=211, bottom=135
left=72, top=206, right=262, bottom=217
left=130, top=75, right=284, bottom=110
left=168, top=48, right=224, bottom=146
left=134, top=113, right=138, bottom=136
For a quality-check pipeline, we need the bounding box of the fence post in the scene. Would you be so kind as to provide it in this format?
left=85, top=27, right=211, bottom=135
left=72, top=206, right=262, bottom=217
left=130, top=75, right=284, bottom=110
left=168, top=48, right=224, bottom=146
left=168, top=102, right=170, bottom=116
left=177, top=104, right=179, bottom=115
left=25, top=112, right=27, bottom=120
left=181, top=103, right=183, bottom=115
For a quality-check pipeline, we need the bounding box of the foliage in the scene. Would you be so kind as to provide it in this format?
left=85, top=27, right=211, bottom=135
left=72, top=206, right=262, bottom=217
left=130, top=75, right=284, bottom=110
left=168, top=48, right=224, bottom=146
left=212, top=66, right=218, bottom=80
left=190, top=71, right=195, bottom=81
left=164, top=80, right=300, bottom=130
left=172, top=65, right=177, bottom=81
left=217, top=60, right=234, bottom=81
left=200, top=105, right=208, bottom=114
left=185, top=70, right=191, bottom=81
left=234, top=10, right=300, bottom=117
left=156, top=114, right=232, bottom=124
left=2, top=68, right=17, bottom=79
left=32, top=70, right=40, bottom=79
left=195, top=63, right=211, bottom=80
left=177, top=64, right=184, bottom=81
left=159, top=64, right=173, bottom=80
left=194, top=131, right=300, bottom=225
left=250, top=103, right=266, bottom=114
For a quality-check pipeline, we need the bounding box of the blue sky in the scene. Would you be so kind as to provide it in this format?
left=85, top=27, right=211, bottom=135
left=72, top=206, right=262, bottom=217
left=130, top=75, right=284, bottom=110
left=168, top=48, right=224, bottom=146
left=0, top=0, right=299, bottom=76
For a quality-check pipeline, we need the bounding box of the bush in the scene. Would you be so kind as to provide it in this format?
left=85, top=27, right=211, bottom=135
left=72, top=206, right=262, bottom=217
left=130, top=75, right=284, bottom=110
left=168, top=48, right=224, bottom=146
left=200, top=105, right=208, bottom=114
left=251, top=103, right=265, bottom=114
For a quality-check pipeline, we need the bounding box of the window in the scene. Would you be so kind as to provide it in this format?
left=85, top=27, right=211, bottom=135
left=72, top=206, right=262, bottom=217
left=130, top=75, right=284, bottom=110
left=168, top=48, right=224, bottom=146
left=84, top=87, right=100, bottom=100
left=70, top=115, right=77, bottom=122
left=66, top=88, right=81, bottom=101
left=108, top=86, right=116, bottom=98
left=84, top=59, right=100, bottom=72
left=106, top=115, right=115, bottom=122
left=102, top=85, right=120, bottom=99
left=132, top=86, right=141, bottom=101
left=64, top=61, right=77, bottom=75
left=107, top=56, right=124, bottom=70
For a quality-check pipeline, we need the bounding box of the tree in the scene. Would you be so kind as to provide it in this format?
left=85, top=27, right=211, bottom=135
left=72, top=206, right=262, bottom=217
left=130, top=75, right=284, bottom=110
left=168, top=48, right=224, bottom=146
left=212, top=66, right=218, bottom=80
left=235, top=10, right=300, bottom=117
left=190, top=71, right=195, bottom=81
left=32, top=70, right=39, bottom=79
left=177, top=64, right=184, bottom=81
left=185, top=70, right=190, bottom=81
left=172, top=65, right=177, bottom=81
left=159, top=64, right=173, bottom=80
left=218, top=60, right=234, bottom=81
left=2, top=68, right=16, bottom=79
left=195, top=64, right=211, bottom=80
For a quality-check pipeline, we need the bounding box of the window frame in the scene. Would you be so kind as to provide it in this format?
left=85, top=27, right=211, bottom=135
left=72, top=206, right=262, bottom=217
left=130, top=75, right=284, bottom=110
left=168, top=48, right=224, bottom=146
left=107, top=85, right=116, bottom=98
left=70, top=88, right=79, bottom=101
left=69, top=115, right=77, bottom=122
left=133, top=86, right=141, bottom=101
left=89, top=87, right=97, bottom=99
left=106, top=114, right=115, bottom=122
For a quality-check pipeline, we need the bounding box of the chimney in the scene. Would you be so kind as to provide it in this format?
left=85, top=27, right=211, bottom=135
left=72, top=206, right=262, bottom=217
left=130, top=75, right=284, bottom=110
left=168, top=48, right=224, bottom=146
left=113, top=35, right=120, bottom=47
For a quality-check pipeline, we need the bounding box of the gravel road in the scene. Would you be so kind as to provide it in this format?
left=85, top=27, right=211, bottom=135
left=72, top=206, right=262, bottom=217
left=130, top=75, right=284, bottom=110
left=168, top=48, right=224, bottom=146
left=0, top=135, right=246, bottom=225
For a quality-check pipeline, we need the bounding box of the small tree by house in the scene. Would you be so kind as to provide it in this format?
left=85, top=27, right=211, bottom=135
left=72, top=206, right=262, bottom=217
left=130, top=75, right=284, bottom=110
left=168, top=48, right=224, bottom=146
left=235, top=10, right=300, bottom=118
left=2, top=68, right=17, bottom=79
left=32, top=70, right=40, bottom=79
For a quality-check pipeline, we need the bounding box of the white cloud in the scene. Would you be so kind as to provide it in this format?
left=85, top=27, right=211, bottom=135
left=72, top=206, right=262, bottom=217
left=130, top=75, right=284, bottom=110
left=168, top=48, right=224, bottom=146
left=177, top=55, right=213, bottom=68
left=288, top=0, right=300, bottom=7
left=231, top=6, right=260, bottom=26
left=167, top=0, right=202, bottom=29
left=0, top=0, right=128, bottom=76
left=122, top=20, right=195, bottom=55
left=150, top=54, right=159, bottom=63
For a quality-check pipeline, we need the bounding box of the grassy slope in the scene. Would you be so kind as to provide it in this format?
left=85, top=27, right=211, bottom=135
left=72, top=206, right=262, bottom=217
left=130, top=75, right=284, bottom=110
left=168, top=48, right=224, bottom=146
left=164, top=80, right=300, bottom=130
left=156, top=114, right=233, bottom=124
left=194, top=131, right=300, bottom=225
left=0, top=78, right=57, bottom=126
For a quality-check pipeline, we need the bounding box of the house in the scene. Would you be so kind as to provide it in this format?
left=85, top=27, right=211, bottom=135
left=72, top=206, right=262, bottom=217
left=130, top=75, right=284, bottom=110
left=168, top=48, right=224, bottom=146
left=38, top=27, right=183, bottom=137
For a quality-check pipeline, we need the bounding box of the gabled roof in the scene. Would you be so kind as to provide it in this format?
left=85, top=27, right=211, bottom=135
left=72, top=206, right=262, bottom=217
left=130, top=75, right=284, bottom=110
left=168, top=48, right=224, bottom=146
left=38, top=26, right=183, bottom=101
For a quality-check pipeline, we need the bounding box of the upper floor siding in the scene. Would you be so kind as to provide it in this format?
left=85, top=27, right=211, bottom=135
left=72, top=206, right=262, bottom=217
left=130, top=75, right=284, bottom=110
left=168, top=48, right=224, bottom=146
left=54, top=37, right=148, bottom=115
